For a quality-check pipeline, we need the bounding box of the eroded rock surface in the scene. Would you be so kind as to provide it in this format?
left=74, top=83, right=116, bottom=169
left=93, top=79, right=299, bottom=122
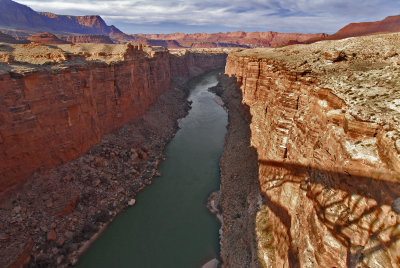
left=225, top=33, right=400, bottom=267
left=0, top=43, right=227, bottom=192
left=0, top=42, right=227, bottom=266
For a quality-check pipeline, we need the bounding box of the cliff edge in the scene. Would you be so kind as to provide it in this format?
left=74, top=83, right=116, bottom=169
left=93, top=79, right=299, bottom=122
left=224, top=33, right=400, bottom=267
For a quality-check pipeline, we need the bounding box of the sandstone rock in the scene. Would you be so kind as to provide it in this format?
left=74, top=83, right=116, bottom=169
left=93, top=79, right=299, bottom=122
left=0, top=44, right=227, bottom=193
left=128, top=199, right=136, bottom=206
left=57, top=255, right=64, bottom=265
left=323, top=51, right=347, bottom=62
left=224, top=33, right=400, bottom=267
left=56, top=236, right=65, bottom=247
left=47, top=230, right=56, bottom=241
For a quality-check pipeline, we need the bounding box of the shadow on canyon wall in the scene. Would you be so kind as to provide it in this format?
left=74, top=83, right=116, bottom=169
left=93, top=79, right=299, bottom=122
left=259, top=159, right=400, bottom=267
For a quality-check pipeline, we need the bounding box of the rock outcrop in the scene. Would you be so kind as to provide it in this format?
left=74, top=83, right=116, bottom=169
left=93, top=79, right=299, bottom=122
left=61, top=35, right=114, bottom=44
left=224, top=33, right=400, bottom=267
left=0, top=44, right=228, bottom=193
left=27, top=32, right=70, bottom=44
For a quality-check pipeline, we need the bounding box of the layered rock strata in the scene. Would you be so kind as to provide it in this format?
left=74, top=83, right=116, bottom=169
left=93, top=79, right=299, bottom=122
left=224, top=33, right=400, bottom=267
left=0, top=43, right=227, bottom=193
left=0, top=44, right=227, bottom=266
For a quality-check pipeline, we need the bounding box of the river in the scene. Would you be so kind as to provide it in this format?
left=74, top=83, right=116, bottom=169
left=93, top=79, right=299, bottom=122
left=75, top=69, right=228, bottom=268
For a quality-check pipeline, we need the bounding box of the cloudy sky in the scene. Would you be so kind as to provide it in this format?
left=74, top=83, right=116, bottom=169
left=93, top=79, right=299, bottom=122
left=14, top=0, right=400, bottom=34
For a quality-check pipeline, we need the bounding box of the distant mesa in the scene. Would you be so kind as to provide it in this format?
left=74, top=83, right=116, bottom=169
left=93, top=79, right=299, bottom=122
left=0, top=0, right=123, bottom=36
left=305, top=15, right=400, bottom=43
left=332, top=15, right=400, bottom=39
left=27, top=32, right=70, bottom=44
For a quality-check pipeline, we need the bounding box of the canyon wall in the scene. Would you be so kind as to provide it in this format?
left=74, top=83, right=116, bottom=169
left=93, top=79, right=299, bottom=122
left=224, top=33, right=400, bottom=267
left=0, top=44, right=227, bottom=193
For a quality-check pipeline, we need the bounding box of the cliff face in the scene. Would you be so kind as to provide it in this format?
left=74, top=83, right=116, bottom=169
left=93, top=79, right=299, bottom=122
left=225, top=33, right=400, bottom=267
left=0, top=44, right=227, bottom=193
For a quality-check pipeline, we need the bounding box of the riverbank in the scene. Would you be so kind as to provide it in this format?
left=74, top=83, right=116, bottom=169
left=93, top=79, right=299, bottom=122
left=75, top=68, right=227, bottom=267
left=209, top=75, right=262, bottom=267
left=0, top=77, right=193, bottom=267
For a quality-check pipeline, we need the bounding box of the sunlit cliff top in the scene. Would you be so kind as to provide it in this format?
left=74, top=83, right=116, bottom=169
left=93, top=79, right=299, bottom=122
left=0, top=43, right=231, bottom=75
left=231, top=32, right=400, bottom=141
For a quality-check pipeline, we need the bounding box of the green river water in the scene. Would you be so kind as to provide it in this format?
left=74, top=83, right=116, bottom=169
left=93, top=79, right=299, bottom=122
left=76, top=70, right=228, bottom=268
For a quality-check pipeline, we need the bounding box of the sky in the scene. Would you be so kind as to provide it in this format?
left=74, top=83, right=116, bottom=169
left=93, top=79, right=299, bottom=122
left=14, top=0, right=400, bottom=34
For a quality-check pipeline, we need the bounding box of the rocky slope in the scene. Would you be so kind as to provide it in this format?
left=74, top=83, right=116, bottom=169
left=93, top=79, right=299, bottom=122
left=210, top=74, right=262, bottom=267
left=0, top=44, right=228, bottom=267
left=224, top=33, right=400, bottom=267
left=134, top=31, right=328, bottom=48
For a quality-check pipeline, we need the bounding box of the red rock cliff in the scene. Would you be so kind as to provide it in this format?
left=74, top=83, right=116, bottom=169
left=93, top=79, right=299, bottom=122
left=0, top=44, right=227, bottom=192
left=225, top=33, right=400, bottom=267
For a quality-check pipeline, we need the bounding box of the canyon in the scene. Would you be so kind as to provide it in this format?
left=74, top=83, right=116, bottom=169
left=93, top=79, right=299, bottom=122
left=1, top=4, right=400, bottom=266
left=0, top=43, right=227, bottom=192
left=0, top=43, right=228, bottom=266
left=223, top=32, right=400, bottom=267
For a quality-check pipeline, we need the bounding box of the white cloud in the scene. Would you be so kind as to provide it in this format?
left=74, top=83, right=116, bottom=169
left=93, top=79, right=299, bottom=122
left=14, top=0, right=400, bottom=33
